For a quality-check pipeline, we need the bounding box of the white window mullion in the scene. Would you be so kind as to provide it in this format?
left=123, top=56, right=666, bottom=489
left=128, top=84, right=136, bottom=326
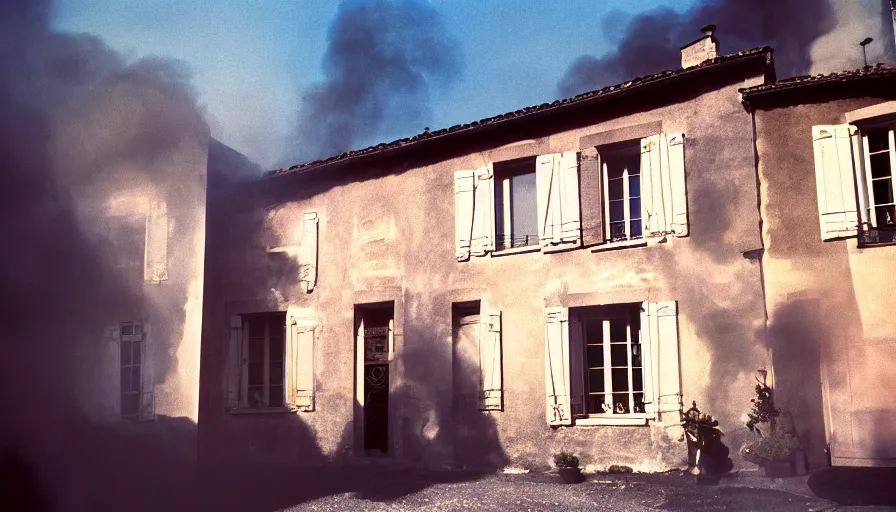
left=602, top=320, right=612, bottom=414
left=502, top=178, right=512, bottom=249
left=626, top=311, right=635, bottom=415
left=622, top=167, right=631, bottom=239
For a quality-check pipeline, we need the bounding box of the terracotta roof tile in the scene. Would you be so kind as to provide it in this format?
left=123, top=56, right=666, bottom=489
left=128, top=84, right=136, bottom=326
left=739, top=63, right=896, bottom=97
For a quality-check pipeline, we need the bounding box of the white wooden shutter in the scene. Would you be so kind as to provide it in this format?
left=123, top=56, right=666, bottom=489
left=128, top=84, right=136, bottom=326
left=812, top=125, right=860, bottom=240
left=144, top=199, right=168, bottom=282
left=856, top=131, right=872, bottom=229
left=454, top=170, right=475, bottom=261
left=640, top=135, right=666, bottom=236
left=471, top=165, right=495, bottom=256
left=355, top=318, right=365, bottom=411
left=227, top=315, right=243, bottom=409
left=479, top=308, right=502, bottom=411
left=666, top=133, right=689, bottom=237
left=299, top=212, right=318, bottom=292
left=642, top=301, right=682, bottom=424
left=568, top=314, right=585, bottom=418
left=558, top=151, right=582, bottom=244
left=102, top=325, right=121, bottom=421
left=545, top=307, right=572, bottom=426
left=139, top=322, right=155, bottom=421
left=537, top=154, right=560, bottom=246
left=286, top=306, right=315, bottom=412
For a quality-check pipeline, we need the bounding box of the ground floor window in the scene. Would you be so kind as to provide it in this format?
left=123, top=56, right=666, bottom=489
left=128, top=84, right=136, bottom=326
left=119, top=321, right=144, bottom=418
left=243, top=312, right=286, bottom=408
left=580, top=303, right=645, bottom=415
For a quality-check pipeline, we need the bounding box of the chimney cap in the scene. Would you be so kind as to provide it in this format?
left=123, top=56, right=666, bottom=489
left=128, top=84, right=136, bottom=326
left=701, top=24, right=717, bottom=36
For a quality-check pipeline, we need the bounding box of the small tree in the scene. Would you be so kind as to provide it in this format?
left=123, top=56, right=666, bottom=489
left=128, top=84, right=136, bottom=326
left=745, top=381, right=780, bottom=437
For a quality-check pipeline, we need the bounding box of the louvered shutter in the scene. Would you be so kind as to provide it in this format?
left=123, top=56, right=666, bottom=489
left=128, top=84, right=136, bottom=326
left=286, top=306, right=315, bottom=412
left=479, top=308, right=502, bottom=411
left=558, top=151, right=582, bottom=245
left=300, top=213, right=318, bottom=292
left=471, top=165, right=495, bottom=256
left=666, top=133, right=689, bottom=237
left=568, top=314, right=585, bottom=418
left=227, top=315, right=243, bottom=409
left=454, top=170, right=475, bottom=261
left=640, top=135, right=666, bottom=236
left=579, top=147, right=605, bottom=246
left=139, top=323, right=155, bottom=421
left=144, top=199, right=168, bottom=282
left=545, top=307, right=572, bottom=426
left=537, top=154, right=559, bottom=246
left=811, top=125, right=860, bottom=240
left=642, top=301, right=682, bottom=424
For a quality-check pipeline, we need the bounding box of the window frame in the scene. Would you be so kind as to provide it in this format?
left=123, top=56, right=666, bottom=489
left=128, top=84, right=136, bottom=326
left=860, top=124, right=896, bottom=234
left=493, top=156, right=539, bottom=252
left=600, top=141, right=644, bottom=244
left=242, top=312, right=286, bottom=409
left=119, top=321, right=144, bottom=419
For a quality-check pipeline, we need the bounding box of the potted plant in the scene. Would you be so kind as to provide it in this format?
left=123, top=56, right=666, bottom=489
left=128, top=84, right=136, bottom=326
left=553, top=451, right=585, bottom=484
left=742, top=377, right=801, bottom=478
left=682, top=401, right=733, bottom=483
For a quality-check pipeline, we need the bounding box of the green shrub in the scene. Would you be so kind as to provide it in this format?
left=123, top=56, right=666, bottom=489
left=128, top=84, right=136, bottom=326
left=743, top=430, right=800, bottom=462
left=553, top=451, right=580, bottom=468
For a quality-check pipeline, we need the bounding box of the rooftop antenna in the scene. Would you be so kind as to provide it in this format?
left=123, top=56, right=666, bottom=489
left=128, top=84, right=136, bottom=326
left=860, top=37, right=874, bottom=67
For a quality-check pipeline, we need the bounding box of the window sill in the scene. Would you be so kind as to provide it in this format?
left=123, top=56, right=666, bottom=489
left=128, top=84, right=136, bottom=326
left=227, top=407, right=292, bottom=415
left=574, top=416, right=649, bottom=426
left=491, top=245, right=541, bottom=257
left=590, top=238, right=648, bottom=253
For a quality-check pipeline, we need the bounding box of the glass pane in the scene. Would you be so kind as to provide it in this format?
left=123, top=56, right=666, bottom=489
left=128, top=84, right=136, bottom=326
left=628, top=198, right=641, bottom=220
left=609, top=319, right=626, bottom=342
left=612, top=393, right=630, bottom=414
left=588, top=369, right=604, bottom=393
left=120, top=341, right=131, bottom=365
left=269, top=315, right=285, bottom=339
left=587, top=394, right=607, bottom=414
left=586, top=345, right=604, bottom=368
left=609, top=200, right=625, bottom=222
left=122, top=393, right=140, bottom=416
left=608, top=178, right=624, bottom=199
left=606, top=160, right=624, bottom=180
left=629, top=221, right=643, bottom=239
left=248, top=338, right=264, bottom=361
left=585, top=319, right=603, bottom=344
left=632, top=369, right=644, bottom=392
left=872, top=178, right=894, bottom=205
left=610, top=344, right=628, bottom=367
left=628, top=175, right=640, bottom=197
left=631, top=343, right=642, bottom=367
left=630, top=316, right=640, bottom=342
left=269, top=386, right=283, bottom=407
left=609, top=222, right=626, bottom=240
left=269, top=362, right=283, bottom=384
left=611, top=368, right=630, bottom=392
left=269, top=337, right=283, bottom=362
left=247, top=316, right=264, bottom=337
left=875, top=205, right=896, bottom=227
left=622, top=153, right=640, bottom=175
left=121, top=324, right=133, bottom=336
left=132, top=341, right=142, bottom=365
left=120, top=368, right=131, bottom=392
left=248, top=386, right=265, bottom=407
left=633, top=393, right=645, bottom=413
left=868, top=130, right=890, bottom=153
left=511, top=172, right=538, bottom=247
left=133, top=324, right=143, bottom=334
left=132, top=367, right=142, bottom=392
left=248, top=361, right=264, bottom=386
left=870, top=152, right=892, bottom=179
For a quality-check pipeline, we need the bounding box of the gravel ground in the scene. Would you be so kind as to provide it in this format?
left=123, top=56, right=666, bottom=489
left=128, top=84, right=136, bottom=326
left=283, top=471, right=836, bottom=512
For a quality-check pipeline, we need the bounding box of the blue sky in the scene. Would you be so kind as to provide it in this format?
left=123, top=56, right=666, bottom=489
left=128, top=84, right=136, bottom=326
left=53, top=0, right=703, bottom=168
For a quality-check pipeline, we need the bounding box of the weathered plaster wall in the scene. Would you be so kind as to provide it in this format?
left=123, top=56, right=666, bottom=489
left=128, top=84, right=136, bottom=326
left=754, top=97, right=896, bottom=468
left=200, top=73, right=771, bottom=472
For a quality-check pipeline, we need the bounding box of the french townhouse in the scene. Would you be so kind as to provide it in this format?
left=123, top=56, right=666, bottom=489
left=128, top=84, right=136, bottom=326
left=741, top=66, right=896, bottom=469
left=198, top=28, right=781, bottom=473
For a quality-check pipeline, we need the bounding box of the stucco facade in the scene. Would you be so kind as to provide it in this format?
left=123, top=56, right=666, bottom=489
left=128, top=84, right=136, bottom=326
left=198, top=49, right=778, bottom=472
left=746, top=76, right=896, bottom=468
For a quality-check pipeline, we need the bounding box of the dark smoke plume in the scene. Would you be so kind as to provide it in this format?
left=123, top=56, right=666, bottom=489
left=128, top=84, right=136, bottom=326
left=1, top=0, right=207, bottom=508
left=285, top=0, right=461, bottom=164
left=557, top=0, right=849, bottom=97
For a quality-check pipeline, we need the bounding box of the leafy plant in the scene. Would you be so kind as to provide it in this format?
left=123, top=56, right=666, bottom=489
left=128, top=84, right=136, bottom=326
left=682, top=401, right=720, bottom=440
left=553, top=451, right=580, bottom=468
left=743, top=430, right=800, bottom=462
left=746, top=381, right=780, bottom=437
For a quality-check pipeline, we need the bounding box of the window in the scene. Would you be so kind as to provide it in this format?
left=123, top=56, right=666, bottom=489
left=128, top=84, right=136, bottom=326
left=494, top=157, right=538, bottom=250
left=545, top=301, right=682, bottom=427
left=811, top=123, right=896, bottom=244
left=602, top=143, right=644, bottom=242
left=580, top=304, right=645, bottom=415
left=244, top=312, right=286, bottom=408
left=120, top=321, right=144, bottom=418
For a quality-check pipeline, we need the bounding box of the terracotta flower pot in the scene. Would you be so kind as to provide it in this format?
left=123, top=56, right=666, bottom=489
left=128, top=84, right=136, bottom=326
left=558, top=466, right=585, bottom=484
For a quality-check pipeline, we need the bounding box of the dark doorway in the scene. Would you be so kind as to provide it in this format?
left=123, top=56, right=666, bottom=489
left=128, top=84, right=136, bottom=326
left=356, top=304, right=393, bottom=454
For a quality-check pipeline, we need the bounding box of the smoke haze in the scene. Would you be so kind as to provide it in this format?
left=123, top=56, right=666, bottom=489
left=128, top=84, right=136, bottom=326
left=557, top=0, right=895, bottom=98
left=285, top=0, right=462, bottom=164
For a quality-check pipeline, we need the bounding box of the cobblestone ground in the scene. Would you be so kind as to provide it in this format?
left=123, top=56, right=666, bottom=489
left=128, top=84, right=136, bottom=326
left=281, top=471, right=836, bottom=512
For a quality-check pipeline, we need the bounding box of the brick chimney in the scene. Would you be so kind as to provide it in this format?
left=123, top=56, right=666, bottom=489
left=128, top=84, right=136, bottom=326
left=680, top=24, right=718, bottom=68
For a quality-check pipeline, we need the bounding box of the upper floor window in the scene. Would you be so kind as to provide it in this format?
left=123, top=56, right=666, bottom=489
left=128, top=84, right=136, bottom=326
left=864, top=129, right=896, bottom=230
left=602, top=143, right=644, bottom=242
left=494, top=157, right=538, bottom=251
